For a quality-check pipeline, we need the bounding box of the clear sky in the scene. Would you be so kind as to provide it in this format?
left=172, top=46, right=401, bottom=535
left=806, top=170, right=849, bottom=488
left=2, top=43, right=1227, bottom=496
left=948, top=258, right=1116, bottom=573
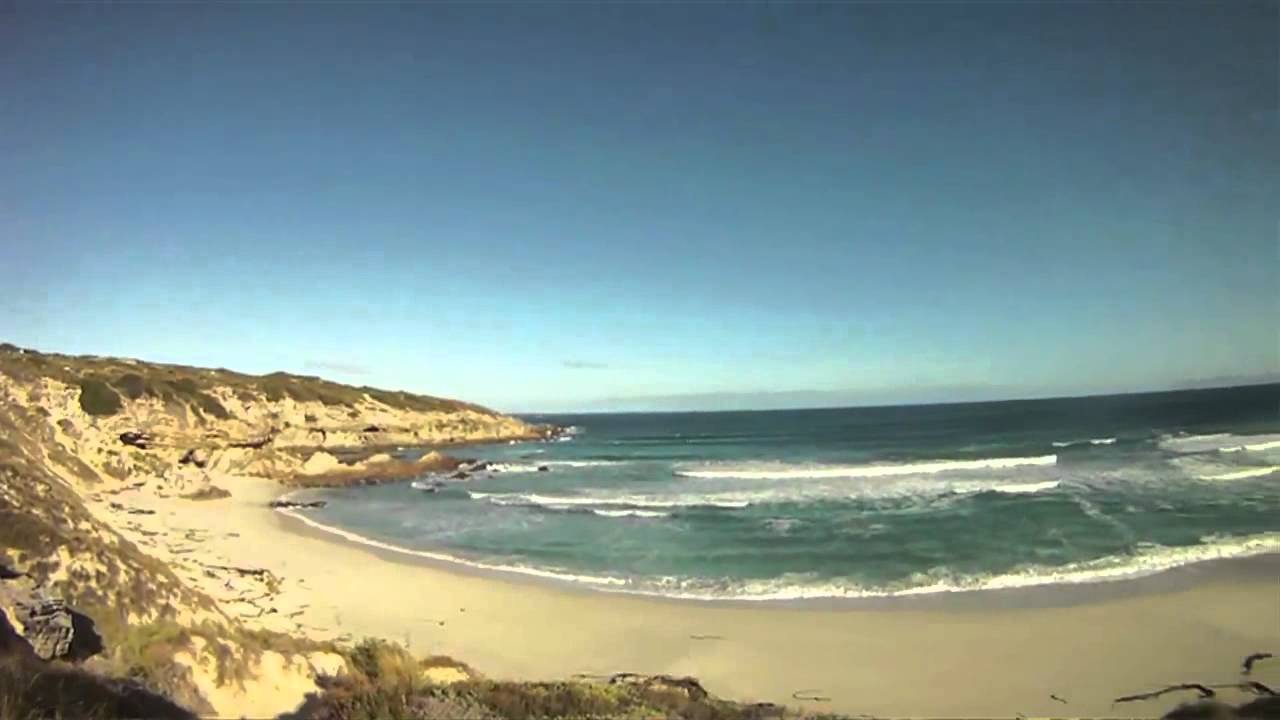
left=2, top=2, right=1276, bottom=412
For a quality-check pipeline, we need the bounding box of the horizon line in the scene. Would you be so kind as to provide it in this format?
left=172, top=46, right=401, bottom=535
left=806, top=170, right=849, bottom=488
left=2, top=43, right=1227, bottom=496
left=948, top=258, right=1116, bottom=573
left=516, top=379, right=1280, bottom=416
left=4, top=339, right=1275, bottom=418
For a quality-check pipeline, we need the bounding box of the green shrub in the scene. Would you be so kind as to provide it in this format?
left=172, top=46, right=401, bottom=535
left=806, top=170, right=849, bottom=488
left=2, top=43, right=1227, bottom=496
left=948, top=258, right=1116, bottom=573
left=191, top=392, right=229, bottom=420
left=78, top=378, right=123, bottom=416
left=115, top=373, right=147, bottom=400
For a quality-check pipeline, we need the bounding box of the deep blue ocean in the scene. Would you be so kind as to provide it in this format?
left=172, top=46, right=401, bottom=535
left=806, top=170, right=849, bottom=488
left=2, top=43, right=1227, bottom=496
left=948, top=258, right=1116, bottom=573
left=287, top=384, right=1280, bottom=600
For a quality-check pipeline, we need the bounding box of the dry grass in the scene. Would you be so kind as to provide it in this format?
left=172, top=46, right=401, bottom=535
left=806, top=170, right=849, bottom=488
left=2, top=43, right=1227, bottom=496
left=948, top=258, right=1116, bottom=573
left=0, top=343, right=489, bottom=416
left=301, top=639, right=818, bottom=720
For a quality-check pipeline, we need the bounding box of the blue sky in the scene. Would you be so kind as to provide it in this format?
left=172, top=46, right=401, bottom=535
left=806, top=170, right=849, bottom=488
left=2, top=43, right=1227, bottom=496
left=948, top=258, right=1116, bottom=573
left=1, top=2, right=1276, bottom=412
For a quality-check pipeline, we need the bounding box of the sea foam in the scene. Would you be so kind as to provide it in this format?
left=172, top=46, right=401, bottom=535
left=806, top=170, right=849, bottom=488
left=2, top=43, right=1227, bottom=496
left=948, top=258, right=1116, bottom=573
left=276, top=505, right=1280, bottom=602
left=1052, top=437, right=1117, bottom=448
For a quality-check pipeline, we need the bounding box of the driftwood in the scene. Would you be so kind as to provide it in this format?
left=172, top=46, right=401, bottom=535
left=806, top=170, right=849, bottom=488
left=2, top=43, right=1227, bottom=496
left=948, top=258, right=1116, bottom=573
left=689, top=634, right=723, bottom=641
left=198, top=563, right=282, bottom=593
left=1049, top=694, right=1068, bottom=704
left=792, top=689, right=831, bottom=702
left=1114, top=684, right=1217, bottom=704
left=1243, top=652, right=1274, bottom=676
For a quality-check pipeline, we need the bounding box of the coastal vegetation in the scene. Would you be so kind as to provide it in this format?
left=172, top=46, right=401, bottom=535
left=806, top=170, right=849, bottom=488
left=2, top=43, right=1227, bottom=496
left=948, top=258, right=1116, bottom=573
left=0, top=344, right=491, bottom=419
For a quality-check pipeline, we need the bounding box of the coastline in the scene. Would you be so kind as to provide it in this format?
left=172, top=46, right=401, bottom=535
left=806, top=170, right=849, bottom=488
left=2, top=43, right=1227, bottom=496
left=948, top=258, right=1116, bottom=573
left=274, top=498, right=1280, bottom=611
left=93, top=473, right=1280, bottom=718
left=275, top=504, right=1280, bottom=612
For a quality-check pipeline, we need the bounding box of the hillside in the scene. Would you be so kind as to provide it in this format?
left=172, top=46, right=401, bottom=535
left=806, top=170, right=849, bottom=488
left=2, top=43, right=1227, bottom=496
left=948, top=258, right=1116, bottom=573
left=0, top=343, right=550, bottom=716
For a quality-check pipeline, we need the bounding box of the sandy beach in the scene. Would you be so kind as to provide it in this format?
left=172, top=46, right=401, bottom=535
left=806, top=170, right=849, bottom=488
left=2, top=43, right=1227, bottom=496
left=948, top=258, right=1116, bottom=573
left=90, top=473, right=1280, bottom=718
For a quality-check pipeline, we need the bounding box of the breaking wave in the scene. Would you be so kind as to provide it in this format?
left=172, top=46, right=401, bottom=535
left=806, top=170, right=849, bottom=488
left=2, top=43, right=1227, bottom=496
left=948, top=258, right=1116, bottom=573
left=1159, top=432, right=1280, bottom=454
left=467, top=476, right=1062, bottom=512
left=467, top=491, right=749, bottom=509
left=1052, top=437, right=1117, bottom=448
left=591, top=509, right=670, bottom=519
left=953, top=479, right=1060, bottom=495
left=277, top=503, right=1280, bottom=601
left=1199, top=465, right=1280, bottom=482
left=488, top=460, right=622, bottom=473
left=673, top=454, right=1056, bottom=480
left=623, top=532, right=1280, bottom=600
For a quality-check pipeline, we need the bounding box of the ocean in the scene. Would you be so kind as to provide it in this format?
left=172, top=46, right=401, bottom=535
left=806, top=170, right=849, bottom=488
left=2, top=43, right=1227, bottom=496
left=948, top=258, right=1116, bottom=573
left=285, top=384, right=1280, bottom=601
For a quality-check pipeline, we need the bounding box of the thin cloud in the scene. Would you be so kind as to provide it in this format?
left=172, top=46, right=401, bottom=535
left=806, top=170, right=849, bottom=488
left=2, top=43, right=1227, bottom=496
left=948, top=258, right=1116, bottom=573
left=563, top=360, right=609, bottom=370
left=304, top=360, right=371, bottom=375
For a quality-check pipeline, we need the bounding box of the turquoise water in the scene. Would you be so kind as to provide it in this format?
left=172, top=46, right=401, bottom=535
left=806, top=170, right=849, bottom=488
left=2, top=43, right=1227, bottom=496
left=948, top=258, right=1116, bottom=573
left=291, top=385, right=1280, bottom=599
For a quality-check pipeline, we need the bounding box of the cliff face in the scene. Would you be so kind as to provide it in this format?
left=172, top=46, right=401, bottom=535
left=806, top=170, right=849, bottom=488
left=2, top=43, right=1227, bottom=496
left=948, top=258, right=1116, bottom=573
left=0, top=343, right=544, bottom=716
left=0, top=345, right=545, bottom=494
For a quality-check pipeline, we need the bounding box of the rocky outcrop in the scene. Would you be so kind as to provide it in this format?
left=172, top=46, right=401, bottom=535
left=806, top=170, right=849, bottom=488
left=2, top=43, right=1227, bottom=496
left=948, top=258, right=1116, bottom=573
left=269, top=499, right=328, bottom=509
left=289, top=448, right=466, bottom=487
left=178, top=447, right=209, bottom=468
left=0, top=571, right=104, bottom=662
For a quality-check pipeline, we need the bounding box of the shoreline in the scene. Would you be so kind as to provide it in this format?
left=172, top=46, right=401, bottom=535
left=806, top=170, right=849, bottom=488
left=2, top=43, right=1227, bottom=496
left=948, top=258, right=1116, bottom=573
left=96, top=473, right=1280, bottom=717
left=273, top=495, right=1280, bottom=612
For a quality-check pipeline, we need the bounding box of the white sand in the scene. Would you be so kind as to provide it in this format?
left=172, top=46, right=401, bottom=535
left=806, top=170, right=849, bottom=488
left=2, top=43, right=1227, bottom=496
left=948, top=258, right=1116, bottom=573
left=96, top=475, right=1280, bottom=718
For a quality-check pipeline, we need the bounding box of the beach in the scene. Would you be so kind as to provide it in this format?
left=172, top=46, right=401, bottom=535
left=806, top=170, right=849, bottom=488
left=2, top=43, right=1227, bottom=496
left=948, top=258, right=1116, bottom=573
left=91, top=472, right=1280, bottom=718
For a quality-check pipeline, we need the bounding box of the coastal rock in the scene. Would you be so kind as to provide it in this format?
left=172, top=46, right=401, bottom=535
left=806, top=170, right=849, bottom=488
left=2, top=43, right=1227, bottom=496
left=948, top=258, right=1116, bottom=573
left=166, top=465, right=209, bottom=495
left=119, top=431, right=153, bottom=449
left=418, top=450, right=462, bottom=471
left=179, top=447, right=210, bottom=468
left=183, top=484, right=232, bottom=501
left=0, top=576, right=104, bottom=662
left=537, top=465, right=550, bottom=472
left=301, top=451, right=341, bottom=475
left=269, top=499, right=328, bottom=509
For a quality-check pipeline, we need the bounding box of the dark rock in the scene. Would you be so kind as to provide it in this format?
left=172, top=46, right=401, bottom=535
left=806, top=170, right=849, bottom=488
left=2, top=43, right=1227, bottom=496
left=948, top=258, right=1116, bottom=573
left=183, top=485, right=231, bottom=501
left=461, top=460, right=491, bottom=473
left=108, top=502, right=155, bottom=516
left=537, top=465, right=550, bottom=472
left=448, top=471, right=470, bottom=480
left=1162, top=700, right=1238, bottom=720
left=269, top=499, right=328, bottom=509
left=118, top=431, right=152, bottom=449
left=178, top=448, right=209, bottom=468
left=1237, top=695, right=1280, bottom=719
left=0, top=578, right=104, bottom=662
left=362, top=425, right=383, bottom=433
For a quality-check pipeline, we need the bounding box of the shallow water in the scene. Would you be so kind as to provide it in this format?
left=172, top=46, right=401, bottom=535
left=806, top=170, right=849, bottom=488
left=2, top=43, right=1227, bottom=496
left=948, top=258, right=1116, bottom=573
left=296, top=384, right=1280, bottom=600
